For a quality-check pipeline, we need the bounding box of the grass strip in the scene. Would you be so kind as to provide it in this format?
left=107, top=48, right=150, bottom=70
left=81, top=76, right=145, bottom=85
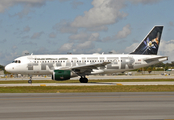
left=1, top=79, right=174, bottom=84
left=0, top=85, right=174, bottom=93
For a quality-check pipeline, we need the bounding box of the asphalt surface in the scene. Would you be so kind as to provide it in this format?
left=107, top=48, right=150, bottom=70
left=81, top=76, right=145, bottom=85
left=1, top=82, right=174, bottom=87
left=0, top=92, right=174, bottom=120
left=1, top=75, right=174, bottom=81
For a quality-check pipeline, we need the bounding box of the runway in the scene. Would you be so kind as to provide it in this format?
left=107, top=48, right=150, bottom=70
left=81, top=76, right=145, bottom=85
left=1, top=75, right=174, bottom=87
left=0, top=92, right=174, bottom=120
left=1, top=82, right=174, bottom=87
left=1, top=75, right=174, bottom=81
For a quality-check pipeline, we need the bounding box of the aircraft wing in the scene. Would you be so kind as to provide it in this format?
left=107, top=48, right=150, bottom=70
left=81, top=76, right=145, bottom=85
left=71, top=62, right=110, bottom=70
left=70, top=62, right=110, bottom=75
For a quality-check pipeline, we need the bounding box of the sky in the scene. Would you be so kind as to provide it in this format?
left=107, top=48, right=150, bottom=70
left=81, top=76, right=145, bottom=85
left=0, top=0, right=174, bottom=65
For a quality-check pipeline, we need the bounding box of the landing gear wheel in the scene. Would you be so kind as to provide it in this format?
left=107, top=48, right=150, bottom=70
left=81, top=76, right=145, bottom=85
left=28, top=76, right=32, bottom=84
left=28, top=80, right=32, bottom=83
left=79, top=76, right=88, bottom=83
left=84, top=78, right=88, bottom=83
left=79, top=78, right=83, bottom=83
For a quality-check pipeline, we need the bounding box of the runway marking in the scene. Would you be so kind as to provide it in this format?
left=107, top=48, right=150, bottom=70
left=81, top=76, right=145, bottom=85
left=116, top=83, right=123, bottom=86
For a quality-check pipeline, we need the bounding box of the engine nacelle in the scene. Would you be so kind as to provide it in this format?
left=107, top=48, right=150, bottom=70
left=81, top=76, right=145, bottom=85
left=52, top=70, right=71, bottom=81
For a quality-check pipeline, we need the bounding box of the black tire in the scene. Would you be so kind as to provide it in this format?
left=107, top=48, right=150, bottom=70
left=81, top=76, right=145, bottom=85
left=79, top=78, right=85, bottom=83
left=79, top=78, right=88, bottom=83
left=28, top=80, right=32, bottom=84
left=79, top=78, right=83, bottom=83
left=84, top=78, right=88, bottom=83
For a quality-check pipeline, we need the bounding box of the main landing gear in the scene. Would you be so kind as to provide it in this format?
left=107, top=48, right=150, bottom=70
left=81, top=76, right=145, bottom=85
left=79, top=76, right=88, bottom=83
left=28, top=76, right=32, bottom=84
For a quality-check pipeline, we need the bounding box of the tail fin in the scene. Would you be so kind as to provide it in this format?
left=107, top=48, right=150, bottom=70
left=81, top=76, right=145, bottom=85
left=130, top=26, right=163, bottom=55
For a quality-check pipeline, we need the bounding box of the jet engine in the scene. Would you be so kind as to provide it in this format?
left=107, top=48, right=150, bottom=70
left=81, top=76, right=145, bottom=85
left=52, top=70, right=77, bottom=81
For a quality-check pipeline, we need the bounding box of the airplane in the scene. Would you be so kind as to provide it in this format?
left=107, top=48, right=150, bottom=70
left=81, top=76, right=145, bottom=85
left=5, top=26, right=168, bottom=83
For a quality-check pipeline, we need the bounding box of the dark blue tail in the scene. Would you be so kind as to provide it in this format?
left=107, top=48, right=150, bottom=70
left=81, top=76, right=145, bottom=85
left=130, top=26, right=163, bottom=55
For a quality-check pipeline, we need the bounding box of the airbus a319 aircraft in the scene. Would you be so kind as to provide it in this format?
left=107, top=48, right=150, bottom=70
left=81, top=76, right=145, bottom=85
left=5, top=26, right=168, bottom=83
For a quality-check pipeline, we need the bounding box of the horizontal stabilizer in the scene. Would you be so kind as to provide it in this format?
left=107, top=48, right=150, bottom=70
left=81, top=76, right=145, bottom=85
left=143, top=56, right=168, bottom=63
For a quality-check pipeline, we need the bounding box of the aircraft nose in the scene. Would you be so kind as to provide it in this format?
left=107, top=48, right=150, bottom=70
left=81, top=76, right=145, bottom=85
left=5, top=64, right=12, bottom=72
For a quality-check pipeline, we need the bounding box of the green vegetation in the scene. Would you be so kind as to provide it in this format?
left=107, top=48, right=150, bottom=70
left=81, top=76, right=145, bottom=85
left=0, top=85, right=174, bottom=93
left=0, top=65, right=11, bottom=74
left=0, top=65, right=4, bottom=70
left=1, top=79, right=174, bottom=84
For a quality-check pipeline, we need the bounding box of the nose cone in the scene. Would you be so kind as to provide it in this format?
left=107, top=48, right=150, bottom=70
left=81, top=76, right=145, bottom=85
left=5, top=64, right=12, bottom=73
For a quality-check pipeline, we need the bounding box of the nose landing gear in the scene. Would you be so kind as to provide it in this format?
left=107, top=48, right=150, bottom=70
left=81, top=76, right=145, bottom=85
left=28, top=76, right=32, bottom=84
left=79, top=76, right=88, bottom=83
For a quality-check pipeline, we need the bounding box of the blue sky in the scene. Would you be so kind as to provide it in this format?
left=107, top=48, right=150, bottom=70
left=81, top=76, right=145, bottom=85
left=0, top=0, right=174, bottom=65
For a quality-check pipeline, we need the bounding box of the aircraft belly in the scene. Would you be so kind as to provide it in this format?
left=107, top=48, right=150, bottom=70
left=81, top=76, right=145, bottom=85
left=17, top=70, right=51, bottom=75
left=103, top=69, right=124, bottom=73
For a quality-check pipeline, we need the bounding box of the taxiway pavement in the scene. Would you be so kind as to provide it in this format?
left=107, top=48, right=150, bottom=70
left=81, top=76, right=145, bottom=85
left=1, top=81, right=174, bottom=87
left=0, top=92, right=174, bottom=120
left=1, top=75, right=174, bottom=81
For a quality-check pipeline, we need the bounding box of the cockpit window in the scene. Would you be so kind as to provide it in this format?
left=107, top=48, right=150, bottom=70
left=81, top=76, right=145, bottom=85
left=12, top=60, right=21, bottom=63
left=12, top=61, right=17, bottom=63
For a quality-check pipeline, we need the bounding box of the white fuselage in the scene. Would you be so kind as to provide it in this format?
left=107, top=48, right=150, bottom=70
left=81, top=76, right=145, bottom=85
left=5, top=54, right=167, bottom=76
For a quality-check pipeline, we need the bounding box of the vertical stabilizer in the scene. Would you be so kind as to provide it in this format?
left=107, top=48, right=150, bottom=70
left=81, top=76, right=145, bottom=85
left=130, top=26, right=163, bottom=55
